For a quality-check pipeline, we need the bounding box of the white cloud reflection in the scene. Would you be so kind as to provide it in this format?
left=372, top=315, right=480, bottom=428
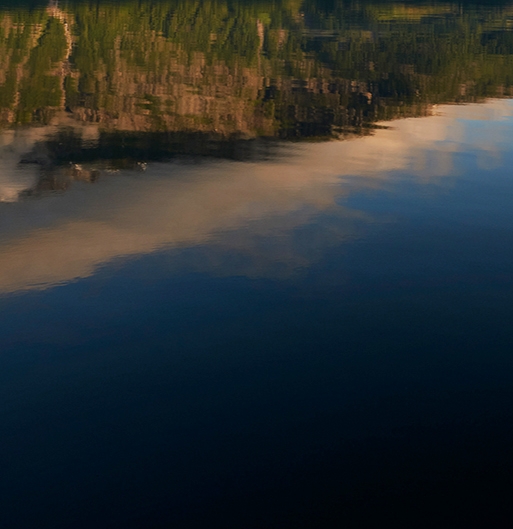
left=0, top=99, right=512, bottom=293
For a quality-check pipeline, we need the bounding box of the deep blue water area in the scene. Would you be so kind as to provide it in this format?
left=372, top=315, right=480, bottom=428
left=2, top=132, right=513, bottom=526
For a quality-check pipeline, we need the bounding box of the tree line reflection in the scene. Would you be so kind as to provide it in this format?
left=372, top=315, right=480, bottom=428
left=0, top=0, right=513, bottom=150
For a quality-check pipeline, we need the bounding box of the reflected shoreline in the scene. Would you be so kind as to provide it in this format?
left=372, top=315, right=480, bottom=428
left=1, top=0, right=513, bottom=140
left=2, top=0, right=513, bottom=289
left=1, top=0, right=513, bottom=202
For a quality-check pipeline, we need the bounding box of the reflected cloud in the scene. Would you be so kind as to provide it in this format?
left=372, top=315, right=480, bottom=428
left=0, top=100, right=512, bottom=293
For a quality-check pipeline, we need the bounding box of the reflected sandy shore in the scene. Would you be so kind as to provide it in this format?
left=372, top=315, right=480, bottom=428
left=0, top=99, right=511, bottom=294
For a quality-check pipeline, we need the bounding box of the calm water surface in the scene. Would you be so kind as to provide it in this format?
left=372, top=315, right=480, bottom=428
left=1, top=1, right=513, bottom=527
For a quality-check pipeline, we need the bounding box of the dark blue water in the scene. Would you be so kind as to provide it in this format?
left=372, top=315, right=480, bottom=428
left=1, top=1, right=513, bottom=527
left=1, top=100, right=512, bottom=527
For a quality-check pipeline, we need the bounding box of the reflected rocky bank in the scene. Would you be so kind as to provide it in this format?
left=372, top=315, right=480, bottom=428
left=1, top=0, right=513, bottom=198
left=1, top=0, right=513, bottom=287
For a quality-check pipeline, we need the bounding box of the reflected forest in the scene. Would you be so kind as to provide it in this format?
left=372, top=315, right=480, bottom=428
left=2, top=0, right=513, bottom=154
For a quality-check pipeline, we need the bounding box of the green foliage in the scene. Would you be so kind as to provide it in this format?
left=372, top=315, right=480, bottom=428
left=17, top=17, right=67, bottom=122
left=0, top=0, right=513, bottom=135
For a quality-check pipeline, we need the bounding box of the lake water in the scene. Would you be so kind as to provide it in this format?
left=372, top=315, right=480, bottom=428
left=1, top=1, right=512, bottom=527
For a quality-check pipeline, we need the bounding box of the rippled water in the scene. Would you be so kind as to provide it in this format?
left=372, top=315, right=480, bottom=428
left=1, top=1, right=513, bottom=527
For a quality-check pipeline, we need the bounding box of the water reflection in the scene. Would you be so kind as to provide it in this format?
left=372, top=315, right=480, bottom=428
left=1, top=0, right=513, bottom=138
left=0, top=99, right=511, bottom=293
left=0, top=0, right=512, bottom=294
left=0, top=0, right=512, bottom=200
left=2, top=3, right=513, bottom=528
